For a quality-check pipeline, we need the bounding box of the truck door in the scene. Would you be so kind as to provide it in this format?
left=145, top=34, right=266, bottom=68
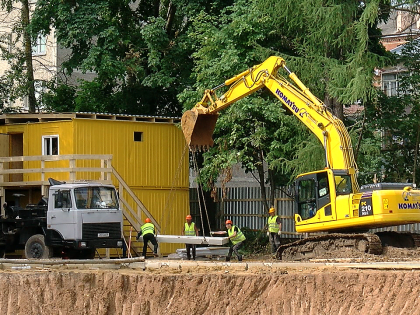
left=47, top=189, right=77, bottom=240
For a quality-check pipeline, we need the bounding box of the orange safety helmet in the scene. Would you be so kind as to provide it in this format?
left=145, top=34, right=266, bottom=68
left=145, top=218, right=151, bottom=223
left=225, top=219, right=233, bottom=225
left=186, top=215, right=192, bottom=220
left=269, top=207, right=275, bottom=213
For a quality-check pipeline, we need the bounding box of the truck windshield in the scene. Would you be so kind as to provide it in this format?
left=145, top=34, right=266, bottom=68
left=74, top=187, right=119, bottom=210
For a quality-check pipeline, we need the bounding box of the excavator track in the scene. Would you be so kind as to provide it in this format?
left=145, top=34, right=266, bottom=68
left=277, top=233, right=383, bottom=261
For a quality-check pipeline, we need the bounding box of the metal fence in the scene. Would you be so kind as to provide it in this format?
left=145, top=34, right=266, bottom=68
left=189, top=186, right=301, bottom=238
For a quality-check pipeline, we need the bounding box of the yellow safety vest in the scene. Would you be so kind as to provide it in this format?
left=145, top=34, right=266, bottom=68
left=141, top=222, right=155, bottom=236
left=268, top=215, right=279, bottom=233
left=184, top=222, right=196, bottom=236
left=228, top=225, right=246, bottom=245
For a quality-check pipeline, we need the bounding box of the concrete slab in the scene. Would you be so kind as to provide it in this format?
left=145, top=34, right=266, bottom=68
left=175, top=247, right=230, bottom=259
left=138, top=235, right=229, bottom=245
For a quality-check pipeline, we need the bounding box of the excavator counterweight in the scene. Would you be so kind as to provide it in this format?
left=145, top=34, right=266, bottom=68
left=181, top=108, right=218, bottom=151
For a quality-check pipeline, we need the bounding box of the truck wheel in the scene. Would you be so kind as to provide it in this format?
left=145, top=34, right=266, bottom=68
left=24, top=235, right=52, bottom=259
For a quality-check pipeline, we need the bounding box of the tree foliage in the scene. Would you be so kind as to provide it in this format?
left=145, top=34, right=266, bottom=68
left=31, top=0, right=234, bottom=116
left=366, top=37, right=420, bottom=184
left=0, top=0, right=37, bottom=112
left=181, top=0, right=395, bottom=207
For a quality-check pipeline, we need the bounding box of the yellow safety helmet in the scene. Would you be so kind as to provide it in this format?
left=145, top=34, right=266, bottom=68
left=269, top=207, right=275, bottom=213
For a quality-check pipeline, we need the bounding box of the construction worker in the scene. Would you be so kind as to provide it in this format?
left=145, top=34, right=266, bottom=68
left=181, top=214, right=198, bottom=260
left=136, top=218, right=158, bottom=258
left=225, top=219, right=246, bottom=262
left=267, top=207, right=282, bottom=253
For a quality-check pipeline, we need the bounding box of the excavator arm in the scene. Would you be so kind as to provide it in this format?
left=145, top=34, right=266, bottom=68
left=181, top=56, right=358, bottom=191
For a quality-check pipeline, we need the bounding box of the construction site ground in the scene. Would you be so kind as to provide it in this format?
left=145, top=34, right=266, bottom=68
left=2, top=246, right=420, bottom=315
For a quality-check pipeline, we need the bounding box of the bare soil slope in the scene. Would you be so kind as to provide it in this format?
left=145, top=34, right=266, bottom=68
left=1, top=267, right=420, bottom=315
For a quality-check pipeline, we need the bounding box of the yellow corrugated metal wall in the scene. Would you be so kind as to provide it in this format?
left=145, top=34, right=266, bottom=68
left=24, top=121, right=73, bottom=182
left=72, top=119, right=189, bottom=254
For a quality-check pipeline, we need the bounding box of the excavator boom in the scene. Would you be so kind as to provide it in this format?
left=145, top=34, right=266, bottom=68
left=182, top=56, right=287, bottom=152
left=181, top=56, right=356, bottom=174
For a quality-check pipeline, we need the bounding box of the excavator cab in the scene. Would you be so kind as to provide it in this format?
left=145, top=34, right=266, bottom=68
left=295, top=170, right=333, bottom=222
left=181, top=107, right=218, bottom=151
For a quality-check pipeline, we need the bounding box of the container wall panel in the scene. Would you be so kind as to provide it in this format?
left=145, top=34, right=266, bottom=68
left=131, top=187, right=190, bottom=254
left=25, top=121, right=73, bottom=181
left=73, top=119, right=189, bottom=189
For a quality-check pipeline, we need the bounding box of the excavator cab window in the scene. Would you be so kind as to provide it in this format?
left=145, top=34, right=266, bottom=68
left=297, top=179, right=317, bottom=220
left=334, top=175, right=352, bottom=195
left=318, top=174, right=329, bottom=198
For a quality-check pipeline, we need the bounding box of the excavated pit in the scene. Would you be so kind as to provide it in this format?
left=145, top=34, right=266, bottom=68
left=1, top=264, right=420, bottom=315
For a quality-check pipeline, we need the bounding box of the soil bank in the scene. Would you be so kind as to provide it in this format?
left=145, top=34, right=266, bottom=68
left=0, top=267, right=419, bottom=315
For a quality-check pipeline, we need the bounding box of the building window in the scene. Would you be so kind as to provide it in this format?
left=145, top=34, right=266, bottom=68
left=134, top=132, right=143, bottom=142
left=42, top=135, right=59, bottom=155
left=32, top=34, right=46, bottom=55
left=382, top=73, right=399, bottom=96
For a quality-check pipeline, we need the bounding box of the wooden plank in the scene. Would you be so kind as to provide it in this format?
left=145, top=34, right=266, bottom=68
left=0, top=154, right=113, bottom=163
left=138, top=235, right=229, bottom=245
left=0, top=167, right=112, bottom=174
left=1, top=180, right=113, bottom=187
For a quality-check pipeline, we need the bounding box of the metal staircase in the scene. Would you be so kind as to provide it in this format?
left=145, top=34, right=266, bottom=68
left=111, top=167, right=161, bottom=257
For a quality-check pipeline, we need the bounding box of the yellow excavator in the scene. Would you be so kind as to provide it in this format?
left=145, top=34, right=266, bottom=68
left=181, top=56, right=420, bottom=260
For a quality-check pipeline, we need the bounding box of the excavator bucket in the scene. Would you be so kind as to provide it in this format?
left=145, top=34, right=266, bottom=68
left=181, top=109, right=218, bottom=151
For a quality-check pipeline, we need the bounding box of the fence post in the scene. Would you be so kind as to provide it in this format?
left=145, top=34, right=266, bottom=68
left=69, top=158, right=76, bottom=182
left=41, top=159, right=46, bottom=196
left=100, top=159, right=105, bottom=181
left=107, top=157, right=112, bottom=181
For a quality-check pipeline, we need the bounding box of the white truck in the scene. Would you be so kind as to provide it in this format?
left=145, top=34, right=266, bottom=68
left=2, top=178, right=124, bottom=259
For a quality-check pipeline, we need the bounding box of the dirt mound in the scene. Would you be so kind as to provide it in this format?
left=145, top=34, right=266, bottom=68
left=0, top=267, right=420, bottom=314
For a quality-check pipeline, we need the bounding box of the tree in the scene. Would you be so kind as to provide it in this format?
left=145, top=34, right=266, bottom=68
left=31, top=0, right=235, bottom=116
left=367, top=37, right=420, bottom=184
left=255, top=0, right=392, bottom=120
left=399, top=38, right=420, bottom=184
left=180, top=0, right=393, bottom=209
left=196, top=99, right=310, bottom=211
left=0, top=0, right=37, bottom=112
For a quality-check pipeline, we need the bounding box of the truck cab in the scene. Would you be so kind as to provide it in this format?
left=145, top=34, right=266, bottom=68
left=46, top=182, right=124, bottom=257
left=1, top=179, right=124, bottom=259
